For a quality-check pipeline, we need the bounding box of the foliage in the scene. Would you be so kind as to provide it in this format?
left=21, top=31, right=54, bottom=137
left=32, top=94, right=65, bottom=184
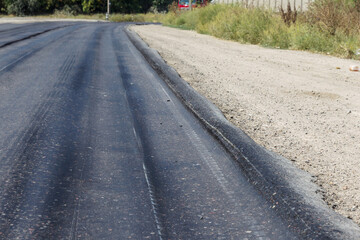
left=306, top=0, right=360, bottom=35
left=153, top=0, right=173, bottom=12
left=110, top=13, right=164, bottom=22
left=0, top=0, right=6, bottom=12
left=280, top=2, right=297, bottom=26
left=168, top=1, right=178, bottom=14
left=54, top=4, right=81, bottom=16
left=0, top=0, right=153, bottom=15
left=5, top=0, right=46, bottom=15
left=82, top=0, right=105, bottom=13
left=2, top=0, right=360, bottom=59
left=262, top=15, right=291, bottom=48
left=161, top=4, right=360, bottom=59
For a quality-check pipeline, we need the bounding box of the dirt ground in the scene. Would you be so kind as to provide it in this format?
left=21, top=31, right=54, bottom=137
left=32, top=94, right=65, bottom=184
left=131, top=25, right=360, bottom=225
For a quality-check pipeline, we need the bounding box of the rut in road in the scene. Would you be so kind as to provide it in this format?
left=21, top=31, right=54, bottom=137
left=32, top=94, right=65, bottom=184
left=0, top=22, right=74, bottom=49
left=0, top=23, right=299, bottom=239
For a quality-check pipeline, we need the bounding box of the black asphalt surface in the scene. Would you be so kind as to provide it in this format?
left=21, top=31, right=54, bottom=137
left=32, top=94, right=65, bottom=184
left=0, top=22, right=302, bottom=239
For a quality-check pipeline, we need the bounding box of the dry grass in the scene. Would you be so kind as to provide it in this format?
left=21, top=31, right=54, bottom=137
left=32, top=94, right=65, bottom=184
left=306, top=0, right=360, bottom=35
left=110, top=13, right=164, bottom=23
left=161, top=4, right=360, bottom=59
left=280, top=2, right=297, bottom=26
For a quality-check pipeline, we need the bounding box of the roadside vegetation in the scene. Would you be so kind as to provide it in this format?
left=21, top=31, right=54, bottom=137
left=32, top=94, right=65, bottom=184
left=0, top=0, right=167, bottom=23
left=0, top=12, right=162, bottom=23
left=0, top=0, right=160, bottom=16
left=110, top=13, right=163, bottom=22
left=2, top=0, right=360, bottom=59
left=161, top=1, right=360, bottom=59
left=0, top=0, right=168, bottom=23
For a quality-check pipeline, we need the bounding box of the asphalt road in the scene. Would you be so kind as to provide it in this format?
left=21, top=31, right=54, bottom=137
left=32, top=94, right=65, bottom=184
left=0, top=22, right=299, bottom=239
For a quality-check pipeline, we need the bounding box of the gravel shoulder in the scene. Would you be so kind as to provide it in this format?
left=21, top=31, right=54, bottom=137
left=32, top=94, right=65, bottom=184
left=131, top=24, right=360, bottom=225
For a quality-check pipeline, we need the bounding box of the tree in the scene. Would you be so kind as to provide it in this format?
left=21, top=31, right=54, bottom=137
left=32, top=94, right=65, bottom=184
left=0, top=0, right=6, bottom=13
left=138, top=0, right=152, bottom=13
left=110, top=0, right=139, bottom=13
left=82, top=0, right=105, bottom=13
left=109, top=0, right=151, bottom=14
left=5, top=0, right=47, bottom=15
left=46, top=0, right=82, bottom=13
left=152, top=0, right=172, bottom=12
left=1, top=0, right=156, bottom=15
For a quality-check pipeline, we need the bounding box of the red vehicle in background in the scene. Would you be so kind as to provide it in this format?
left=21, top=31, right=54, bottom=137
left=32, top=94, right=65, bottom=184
left=178, top=0, right=207, bottom=10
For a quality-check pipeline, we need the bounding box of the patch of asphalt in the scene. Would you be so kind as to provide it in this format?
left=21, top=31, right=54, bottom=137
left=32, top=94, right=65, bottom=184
left=0, top=17, right=106, bottom=23
left=125, top=25, right=360, bottom=239
left=0, top=24, right=73, bottom=49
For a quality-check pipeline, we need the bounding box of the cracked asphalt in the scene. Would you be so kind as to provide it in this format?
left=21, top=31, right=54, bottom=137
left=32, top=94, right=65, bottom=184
left=0, top=22, right=299, bottom=239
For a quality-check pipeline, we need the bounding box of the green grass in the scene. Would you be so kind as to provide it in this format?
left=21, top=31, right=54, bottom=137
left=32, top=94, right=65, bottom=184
left=110, top=13, right=164, bottom=23
left=161, top=4, right=360, bottom=59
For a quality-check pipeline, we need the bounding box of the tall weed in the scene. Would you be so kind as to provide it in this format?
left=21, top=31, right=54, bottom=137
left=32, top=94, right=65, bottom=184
left=262, top=16, right=291, bottom=48
left=291, top=24, right=335, bottom=52
left=161, top=4, right=360, bottom=59
left=307, top=0, right=360, bottom=35
left=333, top=32, right=360, bottom=58
left=110, top=13, right=164, bottom=22
left=195, top=4, right=227, bottom=33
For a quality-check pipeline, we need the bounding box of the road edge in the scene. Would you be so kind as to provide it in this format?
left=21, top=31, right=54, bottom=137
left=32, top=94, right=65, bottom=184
left=125, top=25, right=360, bottom=239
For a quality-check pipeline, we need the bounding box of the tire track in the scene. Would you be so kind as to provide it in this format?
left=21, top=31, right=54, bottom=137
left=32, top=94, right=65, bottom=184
left=0, top=23, right=74, bottom=49
left=0, top=24, right=84, bottom=77
left=0, top=53, right=77, bottom=237
left=0, top=22, right=48, bottom=34
left=112, top=26, right=164, bottom=240
left=19, top=25, right=106, bottom=240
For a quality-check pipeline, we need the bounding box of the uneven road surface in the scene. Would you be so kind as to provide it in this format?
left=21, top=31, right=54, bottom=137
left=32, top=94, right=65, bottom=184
left=0, top=22, right=299, bottom=239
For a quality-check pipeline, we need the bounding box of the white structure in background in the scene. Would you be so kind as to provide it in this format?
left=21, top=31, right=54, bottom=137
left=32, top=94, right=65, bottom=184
left=212, top=0, right=311, bottom=11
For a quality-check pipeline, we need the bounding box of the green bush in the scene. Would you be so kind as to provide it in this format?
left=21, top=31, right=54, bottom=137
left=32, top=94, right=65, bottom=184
left=262, top=16, right=291, bottom=49
left=291, top=24, right=335, bottom=52
left=6, top=0, right=44, bottom=16
left=54, top=4, right=81, bottom=16
left=195, top=4, right=226, bottom=33
left=332, top=31, right=360, bottom=58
